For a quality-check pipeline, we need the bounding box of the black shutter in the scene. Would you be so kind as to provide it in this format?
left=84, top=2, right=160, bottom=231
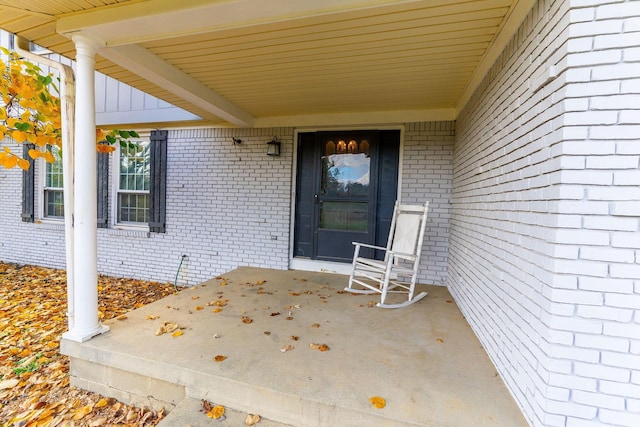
left=97, top=152, right=109, bottom=228
left=293, top=132, right=316, bottom=257
left=375, top=130, right=400, bottom=259
left=21, top=143, right=35, bottom=222
left=149, top=130, right=167, bottom=233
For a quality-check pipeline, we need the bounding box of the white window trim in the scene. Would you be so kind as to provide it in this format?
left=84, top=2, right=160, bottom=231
left=111, top=132, right=151, bottom=231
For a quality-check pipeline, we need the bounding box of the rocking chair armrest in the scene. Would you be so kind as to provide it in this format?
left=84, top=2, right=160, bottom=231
left=388, top=249, right=417, bottom=260
left=351, top=242, right=387, bottom=251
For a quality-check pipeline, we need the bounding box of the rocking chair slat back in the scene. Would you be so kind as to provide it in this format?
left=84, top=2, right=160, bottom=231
left=345, top=200, right=430, bottom=308
left=390, top=212, right=422, bottom=258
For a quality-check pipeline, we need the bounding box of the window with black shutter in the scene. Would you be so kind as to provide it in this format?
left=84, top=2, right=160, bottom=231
left=26, top=145, right=109, bottom=225
left=21, top=143, right=35, bottom=223
left=20, top=130, right=167, bottom=232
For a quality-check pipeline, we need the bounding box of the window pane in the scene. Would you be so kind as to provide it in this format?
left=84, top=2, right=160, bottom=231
left=319, top=202, right=368, bottom=231
left=45, top=146, right=64, bottom=218
left=119, top=142, right=150, bottom=191
left=45, top=190, right=64, bottom=218
left=118, top=141, right=150, bottom=224
left=118, top=193, right=150, bottom=223
left=321, top=152, right=370, bottom=197
left=45, top=146, right=63, bottom=188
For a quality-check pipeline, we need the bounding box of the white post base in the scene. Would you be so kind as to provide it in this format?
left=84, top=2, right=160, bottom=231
left=62, top=324, right=110, bottom=343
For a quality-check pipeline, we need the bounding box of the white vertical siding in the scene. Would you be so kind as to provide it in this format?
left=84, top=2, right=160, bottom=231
left=0, top=29, right=200, bottom=127
left=94, top=71, right=201, bottom=125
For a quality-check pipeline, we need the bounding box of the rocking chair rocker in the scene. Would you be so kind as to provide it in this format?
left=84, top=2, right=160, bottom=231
left=345, top=201, right=429, bottom=308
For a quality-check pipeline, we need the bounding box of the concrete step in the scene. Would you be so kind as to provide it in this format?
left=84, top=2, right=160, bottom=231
left=157, top=397, right=292, bottom=427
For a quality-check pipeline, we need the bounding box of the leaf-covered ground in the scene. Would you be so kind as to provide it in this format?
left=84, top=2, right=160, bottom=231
left=0, top=261, right=179, bottom=426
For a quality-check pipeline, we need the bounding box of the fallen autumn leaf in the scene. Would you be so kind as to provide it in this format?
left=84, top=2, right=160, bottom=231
left=207, top=405, right=225, bottom=419
left=95, top=398, right=109, bottom=408
left=309, top=343, right=330, bottom=352
left=72, top=405, right=93, bottom=420
left=0, top=379, right=19, bottom=390
left=245, top=413, right=261, bottom=425
left=0, top=261, right=174, bottom=425
left=369, top=396, right=386, bottom=409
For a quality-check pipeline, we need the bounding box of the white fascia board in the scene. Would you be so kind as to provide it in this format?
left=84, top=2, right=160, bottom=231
left=253, top=108, right=456, bottom=128
left=57, top=0, right=425, bottom=46
left=98, top=44, right=254, bottom=127
left=455, top=0, right=537, bottom=115
left=96, top=107, right=201, bottom=127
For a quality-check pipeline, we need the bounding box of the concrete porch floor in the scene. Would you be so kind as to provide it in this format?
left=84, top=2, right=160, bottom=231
left=62, top=267, right=527, bottom=427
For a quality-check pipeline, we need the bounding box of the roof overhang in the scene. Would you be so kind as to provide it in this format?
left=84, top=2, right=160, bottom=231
left=0, top=0, right=536, bottom=127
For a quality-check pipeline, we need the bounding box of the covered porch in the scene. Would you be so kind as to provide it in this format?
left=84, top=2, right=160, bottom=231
left=62, top=267, right=526, bottom=426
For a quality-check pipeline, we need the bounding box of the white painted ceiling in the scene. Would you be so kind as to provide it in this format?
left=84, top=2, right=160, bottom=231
left=0, top=0, right=534, bottom=127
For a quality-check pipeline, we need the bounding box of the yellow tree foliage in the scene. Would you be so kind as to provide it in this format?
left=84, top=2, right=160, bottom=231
left=0, top=48, right=138, bottom=170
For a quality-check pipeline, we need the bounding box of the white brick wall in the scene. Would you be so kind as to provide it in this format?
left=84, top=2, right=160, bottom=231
left=401, top=122, right=454, bottom=285
left=0, top=137, right=68, bottom=270
left=0, top=128, right=294, bottom=285
left=449, top=1, right=640, bottom=426
left=1, top=124, right=452, bottom=288
left=554, top=1, right=640, bottom=425
left=96, top=127, right=295, bottom=285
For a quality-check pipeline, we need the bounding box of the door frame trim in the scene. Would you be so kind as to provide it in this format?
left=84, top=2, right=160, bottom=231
left=289, top=258, right=353, bottom=275
left=288, top=125, right=405, bottom=272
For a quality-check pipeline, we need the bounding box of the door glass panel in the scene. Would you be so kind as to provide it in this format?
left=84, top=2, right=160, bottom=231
left=321, top=148, right=370, bottom=197
left=319, top=202, right=368, bottom=231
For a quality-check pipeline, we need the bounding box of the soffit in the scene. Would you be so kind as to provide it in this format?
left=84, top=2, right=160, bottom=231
left=0, top=0, right=533, bottom=127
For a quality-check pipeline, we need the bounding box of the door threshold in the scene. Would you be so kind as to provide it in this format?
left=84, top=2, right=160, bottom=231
left=290, top=258, right=352, bottom=275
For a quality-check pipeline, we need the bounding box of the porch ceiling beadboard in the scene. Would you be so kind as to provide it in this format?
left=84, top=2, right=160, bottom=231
left=0, top=0, right=534, bottom=126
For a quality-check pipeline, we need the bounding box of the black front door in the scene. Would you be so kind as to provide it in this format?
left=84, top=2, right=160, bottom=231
left=294, top=130, right=399, bottom=263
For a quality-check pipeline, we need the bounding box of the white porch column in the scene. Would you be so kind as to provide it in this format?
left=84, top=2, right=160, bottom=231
left=62, top=34, right=109, bottom=342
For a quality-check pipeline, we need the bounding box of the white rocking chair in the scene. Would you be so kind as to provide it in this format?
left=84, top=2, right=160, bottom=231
left=345, top=201, right=429, bottom=308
